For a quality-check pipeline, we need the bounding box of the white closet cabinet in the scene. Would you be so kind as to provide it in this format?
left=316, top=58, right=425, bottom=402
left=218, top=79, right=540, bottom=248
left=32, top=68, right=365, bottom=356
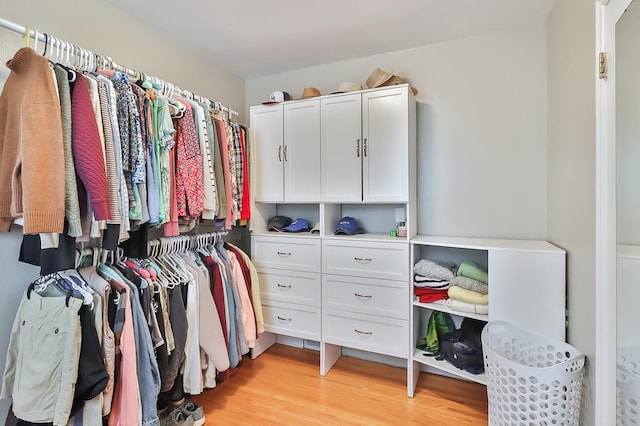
left=250, top=99, right=320, bottom=202
left=321, top=87, right=410, bottom=203
left=407, top=236, right=566, bottom=397
left=321, top=240, right=410, bottom=375
left=250, top=84, right=418, bottom=376
left=251, top=235, right=322, bottom=356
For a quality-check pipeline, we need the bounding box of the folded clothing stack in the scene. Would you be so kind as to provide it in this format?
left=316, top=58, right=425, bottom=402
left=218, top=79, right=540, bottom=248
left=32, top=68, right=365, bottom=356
left=446, top=260, right=489, bottom=314
left=413, top=259, right=456, bottom=303
left=413, top=259, right=454, bottom=286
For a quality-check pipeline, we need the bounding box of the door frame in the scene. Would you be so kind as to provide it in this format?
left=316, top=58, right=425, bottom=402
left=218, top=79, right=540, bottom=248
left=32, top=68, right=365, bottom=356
left=595, top=0, right=632, bottom=423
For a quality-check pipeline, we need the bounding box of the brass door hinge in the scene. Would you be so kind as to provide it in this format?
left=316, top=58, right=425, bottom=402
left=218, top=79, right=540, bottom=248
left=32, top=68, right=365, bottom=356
left=600, top=52, right=608, bottom=79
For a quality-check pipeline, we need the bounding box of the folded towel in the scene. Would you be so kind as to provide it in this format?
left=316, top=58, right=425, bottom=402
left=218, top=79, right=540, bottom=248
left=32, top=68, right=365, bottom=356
left=448, top=285, right=489, bottom=305
left=445, top=298, right=489, bottom=315
left=450, top=276, right=488, bottom=295
left=456, top=260, right=488, bottom=284
left=413, top=259, right=455, bottom=281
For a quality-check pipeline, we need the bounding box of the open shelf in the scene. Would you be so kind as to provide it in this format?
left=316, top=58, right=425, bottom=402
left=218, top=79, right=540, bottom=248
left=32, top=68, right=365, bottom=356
left=411, top=235, right=564, bottom=254
left=322, top=233, right=409, bottom=243
left=413, top=348, right=486, bottom=385
left=413, top=300, right=488, bottom=322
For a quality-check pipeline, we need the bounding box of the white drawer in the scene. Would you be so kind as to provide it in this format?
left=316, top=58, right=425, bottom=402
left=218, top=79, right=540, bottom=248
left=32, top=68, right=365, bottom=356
left=252, top=236, right=321, bottom=272
left=323, top=275, right=408, bottom=319
left=259, top=269, right=321, bottom=307
left=323, top=310, right=409, bottom=359
left=262, top=300, right=321, bottom=341
left=323, top=240, right=409, bottom=280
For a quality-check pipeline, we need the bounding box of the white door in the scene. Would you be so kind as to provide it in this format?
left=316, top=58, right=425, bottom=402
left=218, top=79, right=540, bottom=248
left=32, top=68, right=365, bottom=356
left=321, top=94, right=362, bottom=202
left=284, top=100, right=321, bottom=201
left=362, top=87, right=409, bottom=202
left=250, top=105, right=284, bottom=202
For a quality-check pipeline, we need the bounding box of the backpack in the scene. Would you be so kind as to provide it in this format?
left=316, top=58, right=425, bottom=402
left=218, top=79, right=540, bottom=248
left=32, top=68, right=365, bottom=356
left=436, top=318, right=486, bottom=374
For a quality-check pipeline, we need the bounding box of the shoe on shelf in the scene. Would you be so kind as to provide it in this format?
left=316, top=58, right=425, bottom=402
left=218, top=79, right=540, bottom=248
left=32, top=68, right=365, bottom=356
left=160, top=406, right=195, bottom=426
left=180, top=401, right=205, bottom=426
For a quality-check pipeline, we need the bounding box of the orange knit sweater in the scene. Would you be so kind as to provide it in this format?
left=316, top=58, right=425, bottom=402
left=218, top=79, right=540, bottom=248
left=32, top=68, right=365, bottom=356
left=0, top=47, right=65, bottom=234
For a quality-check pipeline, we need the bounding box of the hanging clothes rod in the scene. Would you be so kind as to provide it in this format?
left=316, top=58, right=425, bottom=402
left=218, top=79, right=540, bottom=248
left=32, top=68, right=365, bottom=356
left=0, top=16, right=239, bottom=119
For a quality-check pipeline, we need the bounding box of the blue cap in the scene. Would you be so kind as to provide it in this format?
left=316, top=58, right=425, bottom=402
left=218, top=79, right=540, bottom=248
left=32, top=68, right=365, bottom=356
left=334, top=217, right=363, bottom=235
left=282, top=218, right=310, bottom=232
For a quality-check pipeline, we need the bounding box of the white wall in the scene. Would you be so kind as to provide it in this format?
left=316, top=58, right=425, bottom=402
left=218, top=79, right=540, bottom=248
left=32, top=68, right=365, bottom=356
left=247, top=28, right=548, bottom=240
left=0, top=1, right=245, bottom=419
left=546, top=0, right=596, bottom=423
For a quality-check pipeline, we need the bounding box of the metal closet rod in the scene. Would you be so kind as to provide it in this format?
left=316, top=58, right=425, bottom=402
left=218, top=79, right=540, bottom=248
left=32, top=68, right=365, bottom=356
left=0, top=16, right=239, bottom=119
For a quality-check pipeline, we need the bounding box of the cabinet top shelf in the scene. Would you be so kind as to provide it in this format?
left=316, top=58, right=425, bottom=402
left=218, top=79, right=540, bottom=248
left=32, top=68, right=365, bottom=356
left=411, top=235, right=565, bottom=254
left=250, top=84, right=414, bottom=110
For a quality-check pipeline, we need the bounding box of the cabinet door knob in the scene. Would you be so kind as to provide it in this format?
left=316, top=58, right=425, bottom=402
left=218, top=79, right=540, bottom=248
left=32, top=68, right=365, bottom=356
left=354, top=328, right=373, bottom=336
left=277, top=283, right=292, bottom=289
left=278, top=145, right=282, bottom=161
left=356, top=139, right=360, bottom=157
left=277, top=251, right=292, bottom=256
left=284, top=145, right=288, bottom=161
left=354, top=257, right=372, bottom=263
left=354, top=293, right=372, bottom=300
left=363, top=138, right=368, bottom=157
left=277, top=316, right=292, bottom=323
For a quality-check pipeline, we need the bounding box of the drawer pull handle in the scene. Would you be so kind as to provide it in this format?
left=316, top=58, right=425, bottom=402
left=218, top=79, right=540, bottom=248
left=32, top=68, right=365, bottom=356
left=277, top=284, right=292, bottom=289
left=355, top=328, right=373, bottom=336
left=354, top=293, right=372, bottom=300
left=354, top=257, right=372, bottom=263
left=277, top=251, right=292, bottom=256
left=277, top=316, right=292, bottom=323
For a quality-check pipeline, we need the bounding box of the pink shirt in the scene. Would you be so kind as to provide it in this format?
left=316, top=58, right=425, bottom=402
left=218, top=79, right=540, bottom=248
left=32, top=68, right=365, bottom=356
left=108, top=284, right=140, bottom=426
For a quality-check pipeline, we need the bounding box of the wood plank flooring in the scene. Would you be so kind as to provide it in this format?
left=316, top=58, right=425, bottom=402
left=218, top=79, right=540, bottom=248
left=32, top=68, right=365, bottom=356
left=191, top=344, right=488, bottom=425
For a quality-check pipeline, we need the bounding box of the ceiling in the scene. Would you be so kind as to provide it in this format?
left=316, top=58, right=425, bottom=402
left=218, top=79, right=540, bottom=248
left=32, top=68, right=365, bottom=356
left=105, top=0, right=556, bottom=79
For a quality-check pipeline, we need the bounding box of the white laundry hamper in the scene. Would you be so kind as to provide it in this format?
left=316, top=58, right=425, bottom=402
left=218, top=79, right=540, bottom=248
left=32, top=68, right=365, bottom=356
left=617, top=347, right=640, bottom=425
left=481, top=321, right=585, bottom=426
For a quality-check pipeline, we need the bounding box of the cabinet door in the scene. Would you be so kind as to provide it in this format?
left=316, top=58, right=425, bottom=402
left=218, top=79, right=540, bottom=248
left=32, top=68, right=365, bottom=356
left=284, top=100, right=321, bottom=201
left=250, top=105, right=284, bottom=202
left=321, top=94, right=362, bottom=202
left=488, top=249, right=566, bottom=341
left=362, top=87, right=409, bottom=202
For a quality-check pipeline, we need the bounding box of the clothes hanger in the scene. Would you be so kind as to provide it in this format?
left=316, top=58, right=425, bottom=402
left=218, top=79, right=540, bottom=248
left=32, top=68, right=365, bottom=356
left=57, top=270, right=95, bottom=307
left=27, top=272, right=74, bottom=307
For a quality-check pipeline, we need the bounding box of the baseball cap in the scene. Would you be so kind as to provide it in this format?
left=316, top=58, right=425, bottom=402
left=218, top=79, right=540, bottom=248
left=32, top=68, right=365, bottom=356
left=282, top=218, right=310, bottom=233
left=334, top=217, right=364, bottom=235
left=267, top=215, right=292, bottom=232
left=262, top=91, right=291, bottom=105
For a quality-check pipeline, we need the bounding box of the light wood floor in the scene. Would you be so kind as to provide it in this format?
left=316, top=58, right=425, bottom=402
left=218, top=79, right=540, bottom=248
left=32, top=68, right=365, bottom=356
left=192, top=344, right=488, bottom=425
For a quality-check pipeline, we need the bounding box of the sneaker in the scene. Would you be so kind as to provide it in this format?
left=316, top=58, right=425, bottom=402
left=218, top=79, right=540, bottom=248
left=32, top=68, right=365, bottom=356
left=160, top=406, right=195, bottom=426
left=180, top=402, right=205, bottom=426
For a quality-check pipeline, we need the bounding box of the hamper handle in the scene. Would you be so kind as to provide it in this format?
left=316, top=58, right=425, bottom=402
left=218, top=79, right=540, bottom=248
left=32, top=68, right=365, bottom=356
left=482, top=320, right=512, bottom=337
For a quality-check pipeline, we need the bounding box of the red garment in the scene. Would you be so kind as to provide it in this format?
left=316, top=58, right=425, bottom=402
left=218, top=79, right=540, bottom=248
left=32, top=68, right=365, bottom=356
left=214, top=119, right=234, bottom=229
left=414, top=287, right=448, bottom=303
left=418, top=294, right=449, bottom=303
left=173, top=102, right=204, bottom=218
left=239, top=128, right=251, bottom=220
left=201, top=255, right=228, bottom=347
left=71, top=73, right=110, bottom=221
